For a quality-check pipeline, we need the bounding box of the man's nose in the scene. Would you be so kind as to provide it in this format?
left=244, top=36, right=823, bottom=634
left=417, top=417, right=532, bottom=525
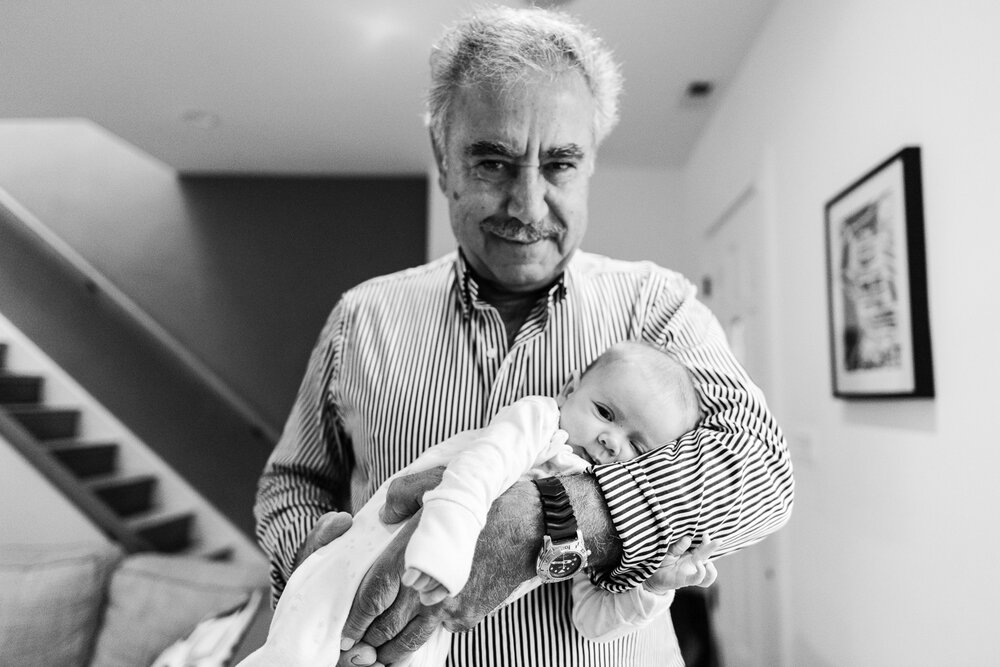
left=507, top=168, right=548, bottom=224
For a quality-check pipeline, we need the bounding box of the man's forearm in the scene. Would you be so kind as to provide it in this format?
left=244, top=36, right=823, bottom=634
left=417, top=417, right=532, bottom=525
left=560, top=473, right=622, bottom=571
left=498, top=474, right=622, bottom=580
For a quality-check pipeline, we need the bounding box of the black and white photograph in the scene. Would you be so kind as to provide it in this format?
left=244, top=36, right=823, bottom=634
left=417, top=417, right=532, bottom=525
left=0, top=3, right=995, bottom=667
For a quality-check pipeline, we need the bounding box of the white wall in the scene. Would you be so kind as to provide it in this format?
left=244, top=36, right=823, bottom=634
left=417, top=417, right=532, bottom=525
left=427, top=163, right=692, bottom=275
left=685, top=1, right=1000, bottom=665
left=0, top=439, right=109, bottom=545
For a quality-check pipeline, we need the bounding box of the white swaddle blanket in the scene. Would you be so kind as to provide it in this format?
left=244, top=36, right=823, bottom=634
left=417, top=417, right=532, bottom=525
left=238, top=396, right=587, bottom=667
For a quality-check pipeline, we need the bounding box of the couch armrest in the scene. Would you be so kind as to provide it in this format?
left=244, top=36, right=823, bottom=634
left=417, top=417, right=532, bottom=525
left=89, top=553, right=267, bottom=667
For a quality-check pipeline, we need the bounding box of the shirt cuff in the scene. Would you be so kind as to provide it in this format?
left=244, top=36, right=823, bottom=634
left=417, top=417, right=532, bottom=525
left=589, top=462, right=670, bottom=592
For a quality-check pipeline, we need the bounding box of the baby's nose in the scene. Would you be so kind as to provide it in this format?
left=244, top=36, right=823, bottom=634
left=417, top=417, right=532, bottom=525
left=598, top=432, right=623, bottom=458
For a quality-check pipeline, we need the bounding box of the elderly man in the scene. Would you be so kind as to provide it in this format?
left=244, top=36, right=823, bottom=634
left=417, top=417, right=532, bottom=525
left=255, top=6, right=793, bottom=667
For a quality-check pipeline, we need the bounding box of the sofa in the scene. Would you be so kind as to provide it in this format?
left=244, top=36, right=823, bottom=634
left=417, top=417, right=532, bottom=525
left=0, top=542, right=273, bottom=667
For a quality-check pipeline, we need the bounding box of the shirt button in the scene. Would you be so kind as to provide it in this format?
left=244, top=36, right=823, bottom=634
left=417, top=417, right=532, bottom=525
left=486, top=347, right=498, bottom=359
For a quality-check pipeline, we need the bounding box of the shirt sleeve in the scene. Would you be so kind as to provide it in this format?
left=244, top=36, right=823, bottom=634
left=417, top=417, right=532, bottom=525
left=570, top=573, right=675, bottom=642
left=590, top=269, right=795, bottom=592
left=253, top=300, right=354, bottom=604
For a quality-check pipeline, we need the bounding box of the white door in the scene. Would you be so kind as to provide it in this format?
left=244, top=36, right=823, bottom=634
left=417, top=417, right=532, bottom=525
left=699, top=184, right=787, bottom=667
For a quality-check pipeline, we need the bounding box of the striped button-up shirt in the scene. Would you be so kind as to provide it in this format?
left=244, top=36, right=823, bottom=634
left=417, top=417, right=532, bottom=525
left=255, top=250, right=794, bottom=666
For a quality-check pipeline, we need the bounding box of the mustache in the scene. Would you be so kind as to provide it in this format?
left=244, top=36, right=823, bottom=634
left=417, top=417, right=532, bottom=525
left=481, top=218, right=562, bottom=243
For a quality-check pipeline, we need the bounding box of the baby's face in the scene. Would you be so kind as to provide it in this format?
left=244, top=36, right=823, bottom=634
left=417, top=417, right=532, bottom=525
left=558, top=361, right=691, bottom=465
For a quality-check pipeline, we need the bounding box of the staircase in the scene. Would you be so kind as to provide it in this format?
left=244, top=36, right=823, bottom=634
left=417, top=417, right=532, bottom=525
left=0, top=317, right=265, bottom=565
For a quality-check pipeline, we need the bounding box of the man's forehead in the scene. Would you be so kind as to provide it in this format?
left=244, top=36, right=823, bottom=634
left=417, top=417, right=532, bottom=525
left=446, top=72, right=596, bottom=152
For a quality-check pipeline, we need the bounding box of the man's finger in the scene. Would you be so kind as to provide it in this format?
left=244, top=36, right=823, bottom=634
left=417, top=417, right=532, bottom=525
left=361, top=585, right=423, bottom=648
left=341, top=560, right=402, bottom=648
left=293, top=511, right=353, bottom=569
left=375, top=607, right=443, bottom=665
left=380, top=467, right=445, bottom=524
left=316, top=512, right=354, bottom=543
left=336, top=641, right=381, bottom=667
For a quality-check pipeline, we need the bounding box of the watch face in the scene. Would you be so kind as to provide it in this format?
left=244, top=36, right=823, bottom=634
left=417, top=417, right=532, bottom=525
left=549, top=552, right=583, bottom=578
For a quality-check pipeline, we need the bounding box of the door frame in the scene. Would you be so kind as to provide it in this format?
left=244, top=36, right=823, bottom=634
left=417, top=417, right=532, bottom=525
left=696, top=149, right=791, bottom=667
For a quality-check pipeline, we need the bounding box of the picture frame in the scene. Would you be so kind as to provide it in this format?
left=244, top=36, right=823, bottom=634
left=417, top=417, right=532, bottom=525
left=824, top=146, right=934, bottom=398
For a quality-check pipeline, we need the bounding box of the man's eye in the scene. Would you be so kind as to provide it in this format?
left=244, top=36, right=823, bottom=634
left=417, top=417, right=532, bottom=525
left=474, top=161, right=510, bottom=179
left=544, top=162, right=576, bottom=179
left=595, top=404, right=614, bottom=421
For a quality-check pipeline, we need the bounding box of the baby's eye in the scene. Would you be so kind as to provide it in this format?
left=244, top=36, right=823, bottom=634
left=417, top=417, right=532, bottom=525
left=595, top=403, right=614, bottom=421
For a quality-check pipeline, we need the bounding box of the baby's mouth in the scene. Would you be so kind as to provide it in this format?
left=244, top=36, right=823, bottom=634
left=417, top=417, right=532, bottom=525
left=571, top=445, right=596, bottom=465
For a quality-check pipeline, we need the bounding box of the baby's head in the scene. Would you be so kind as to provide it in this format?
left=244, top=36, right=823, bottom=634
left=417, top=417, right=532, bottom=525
left=558, top=341, right=700, bottom=465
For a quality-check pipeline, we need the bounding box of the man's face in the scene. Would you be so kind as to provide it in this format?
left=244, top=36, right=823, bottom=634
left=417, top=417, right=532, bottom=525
left=436, top=71, right=597, bottom=292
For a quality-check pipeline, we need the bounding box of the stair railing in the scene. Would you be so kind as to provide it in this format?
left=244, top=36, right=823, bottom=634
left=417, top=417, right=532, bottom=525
left=0, top=187, right=279, bottom=445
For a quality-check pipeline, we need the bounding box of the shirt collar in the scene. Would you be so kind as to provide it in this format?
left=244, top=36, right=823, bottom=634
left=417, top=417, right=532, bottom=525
left=452, top=250, right=569, bottom=319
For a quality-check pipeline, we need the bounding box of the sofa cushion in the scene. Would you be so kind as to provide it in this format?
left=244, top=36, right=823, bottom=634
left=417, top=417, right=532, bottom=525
left=89, top=553, right=267, bottom=667
left=0, top=542, right=123, bottom=667
left=150, top=588, right=263, bottom=667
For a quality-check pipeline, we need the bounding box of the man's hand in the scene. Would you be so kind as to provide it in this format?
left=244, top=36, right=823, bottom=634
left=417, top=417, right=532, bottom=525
left=292, top=512, right=389, bottom=667
left=342, top=478, right=542, bottom=665
left=377, top=467, right=445, bottom=524
left=292, top=511, right=354, bottom=570
left=340, top=511, right=445, bottom=665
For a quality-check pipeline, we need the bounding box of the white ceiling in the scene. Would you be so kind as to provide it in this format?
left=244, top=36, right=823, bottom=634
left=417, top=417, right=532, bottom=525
left=1, top=0, right=777, bottom=175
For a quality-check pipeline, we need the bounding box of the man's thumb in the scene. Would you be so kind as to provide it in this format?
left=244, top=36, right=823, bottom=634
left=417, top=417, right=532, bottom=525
left=295, top=511, right=353, bottom=569
left=314, top=511, right=353, bottom=545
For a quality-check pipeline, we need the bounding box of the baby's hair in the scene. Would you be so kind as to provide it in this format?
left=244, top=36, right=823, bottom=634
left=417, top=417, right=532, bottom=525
left=586, top=341, right=701, bottom=433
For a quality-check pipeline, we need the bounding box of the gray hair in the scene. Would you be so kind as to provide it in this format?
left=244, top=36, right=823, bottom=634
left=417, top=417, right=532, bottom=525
left=426, top=5, right=624, bottom=159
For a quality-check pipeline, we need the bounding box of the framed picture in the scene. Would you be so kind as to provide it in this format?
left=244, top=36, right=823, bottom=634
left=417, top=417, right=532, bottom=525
left=824, top=146, right=934, bottom=398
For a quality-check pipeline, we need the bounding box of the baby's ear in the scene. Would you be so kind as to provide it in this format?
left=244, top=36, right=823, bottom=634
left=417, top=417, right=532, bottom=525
left=556, top=371, right=581, bottom=407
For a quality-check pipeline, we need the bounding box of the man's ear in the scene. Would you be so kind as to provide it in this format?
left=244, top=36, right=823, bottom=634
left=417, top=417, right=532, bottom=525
left=556, top=371, right=581, bottom=407
left=430, top=129, right=448, bottom=193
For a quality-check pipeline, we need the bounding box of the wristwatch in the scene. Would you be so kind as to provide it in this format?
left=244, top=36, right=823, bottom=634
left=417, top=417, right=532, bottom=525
left=532, top=476, right=591, bottom=582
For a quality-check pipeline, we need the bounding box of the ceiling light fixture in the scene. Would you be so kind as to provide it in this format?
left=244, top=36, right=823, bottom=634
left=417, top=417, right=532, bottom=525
left=685, top=80, right=714, bottom=100
left=528, top=0, right=576, bottom=7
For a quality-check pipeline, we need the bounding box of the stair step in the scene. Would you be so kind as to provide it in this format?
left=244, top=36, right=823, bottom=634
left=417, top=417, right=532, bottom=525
left=6, top=406, right=80, bottom=440
left=47, top=440, right=118, bottom=478
left=131, top=512, right=195, bottom=553
left=0, top=373, right=43, bottom=404
left=88, top=474, right=157, bottom=517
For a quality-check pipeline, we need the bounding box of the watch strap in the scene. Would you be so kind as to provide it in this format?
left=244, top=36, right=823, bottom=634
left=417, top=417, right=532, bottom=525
left=533, top=476, right=578, bottom=542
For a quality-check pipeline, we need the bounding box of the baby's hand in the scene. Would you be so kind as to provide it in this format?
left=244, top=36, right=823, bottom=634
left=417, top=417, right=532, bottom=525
left=401, top=567, right=450, bottom=606
left=643, top=534, right=720, bottom=595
